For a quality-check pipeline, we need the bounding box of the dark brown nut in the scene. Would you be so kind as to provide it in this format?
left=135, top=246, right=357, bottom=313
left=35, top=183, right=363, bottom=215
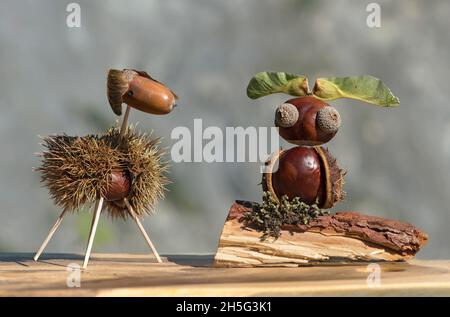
left=262, top=146, right=345, bottom=208
left=104, top=169, right=132, bottom=202
left=275, top=96, right=341, bottom=146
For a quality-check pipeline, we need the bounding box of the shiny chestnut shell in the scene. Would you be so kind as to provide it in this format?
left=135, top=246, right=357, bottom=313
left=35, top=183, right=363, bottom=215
left=276, top=96, right=340, bottom=146
left=262, top=146, right=345, bottom=208
left=104, top=169, right=132, bottom=201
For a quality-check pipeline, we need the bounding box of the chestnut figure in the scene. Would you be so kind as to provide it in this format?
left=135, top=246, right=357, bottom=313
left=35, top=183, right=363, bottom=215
left=262, top=146, right=345, bottom=208
left=107, top=69, right=178, bottom=116
left=104, top=169, right=132, bottom=201
left=275, top=96, right=341, bottom=146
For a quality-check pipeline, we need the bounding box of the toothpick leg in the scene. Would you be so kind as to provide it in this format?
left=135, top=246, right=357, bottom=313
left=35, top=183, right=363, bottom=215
left=34, top=210, right=67, bottom=261
left=82, top=197, right=104, bottom=269
left=119, top=104, right=131, bottom=139
left=124, top=198, right=162, bottom=263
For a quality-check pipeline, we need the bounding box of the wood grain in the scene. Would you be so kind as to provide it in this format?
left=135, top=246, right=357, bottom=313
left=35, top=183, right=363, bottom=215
left=0, top=253, right=449, bottom=296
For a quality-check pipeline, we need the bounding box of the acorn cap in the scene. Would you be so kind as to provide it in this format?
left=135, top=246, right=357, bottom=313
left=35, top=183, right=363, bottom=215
left=275, top=103, right=299, bottom=128
left=107, top=69, right=138, bottom=115
left=316, top=106, right=341, bottom=134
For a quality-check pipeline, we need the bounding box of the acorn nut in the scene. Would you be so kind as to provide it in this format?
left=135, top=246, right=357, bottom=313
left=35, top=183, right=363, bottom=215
left=107, top=69, right=178, bottom=116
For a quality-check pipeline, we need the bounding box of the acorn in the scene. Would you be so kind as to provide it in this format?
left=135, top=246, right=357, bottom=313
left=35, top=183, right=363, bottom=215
left=104, top=169, right=132, bottom=201
left=107, top=69, right=178, bottom=116
left=262, top=146, right=345, bottom=209
left=275, top=96, right=341, bottom=146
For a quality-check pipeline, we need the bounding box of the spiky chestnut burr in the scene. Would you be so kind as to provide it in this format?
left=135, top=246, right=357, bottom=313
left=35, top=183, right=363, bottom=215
left=37, top=127, right=168, bottom=218
left=262, top=146, right=345, bottom=209
left=275, top=96, right=341, bottom=146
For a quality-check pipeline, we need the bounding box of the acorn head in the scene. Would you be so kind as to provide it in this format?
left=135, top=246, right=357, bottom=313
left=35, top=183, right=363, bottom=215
left=107, top=69, right=178, bottom=116
left=275, top=96, right=341, bottom=146
left=262, top=146, right=345, bottom=209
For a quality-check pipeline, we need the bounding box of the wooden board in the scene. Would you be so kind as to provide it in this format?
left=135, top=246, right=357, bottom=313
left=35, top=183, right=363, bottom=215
left=0, top=253, right=449, bottom=296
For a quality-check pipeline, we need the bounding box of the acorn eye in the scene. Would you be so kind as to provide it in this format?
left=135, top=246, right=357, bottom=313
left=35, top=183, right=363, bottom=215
left=316, top=106, right=341, bottom=134
left=275, top=103, right=299, bottom=128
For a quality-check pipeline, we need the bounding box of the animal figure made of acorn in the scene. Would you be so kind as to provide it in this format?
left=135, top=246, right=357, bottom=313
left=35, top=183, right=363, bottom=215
left=34, top=69, right=177, bottom=268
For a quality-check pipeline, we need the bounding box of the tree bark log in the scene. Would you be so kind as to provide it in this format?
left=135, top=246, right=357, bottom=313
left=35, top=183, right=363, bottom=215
left=214, top=201, right=428, bottom=267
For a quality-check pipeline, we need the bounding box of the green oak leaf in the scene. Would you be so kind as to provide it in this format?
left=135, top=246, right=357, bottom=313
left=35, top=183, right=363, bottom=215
left=247, top=71, right=309, bottom=99
left=313, top=76, right=399, bottom=107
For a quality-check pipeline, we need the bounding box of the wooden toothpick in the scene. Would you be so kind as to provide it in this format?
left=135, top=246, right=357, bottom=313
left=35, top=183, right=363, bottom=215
left=119, top=105, right=162, bottom=263
left=124, top=198, right=162, bottom=263
left=82, top=197, right=104, bottom=269
left=119, top=104, right=131, bottom=140
left=34, top=210, right=67, bottom=261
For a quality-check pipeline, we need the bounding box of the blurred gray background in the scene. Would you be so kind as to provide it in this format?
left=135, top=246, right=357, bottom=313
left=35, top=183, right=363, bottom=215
left=0, top=0, right=449, bottom=259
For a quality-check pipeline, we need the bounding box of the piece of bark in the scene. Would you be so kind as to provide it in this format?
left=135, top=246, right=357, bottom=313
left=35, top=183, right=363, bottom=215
left=214, top=201, right=428, bottom=267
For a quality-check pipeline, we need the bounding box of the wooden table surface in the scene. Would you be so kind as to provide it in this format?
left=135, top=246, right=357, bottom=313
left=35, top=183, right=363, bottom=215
left=0, top=253, right=449, bottom=296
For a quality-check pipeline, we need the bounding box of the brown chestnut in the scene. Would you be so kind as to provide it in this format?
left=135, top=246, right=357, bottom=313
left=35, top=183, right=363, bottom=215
left=275, top=96, right=341, bottom=146
left=104, top=169, right=132, bottom=201
left=107, top=69, right=178, bottom=116
left=262, top=146, right=345, bottom=208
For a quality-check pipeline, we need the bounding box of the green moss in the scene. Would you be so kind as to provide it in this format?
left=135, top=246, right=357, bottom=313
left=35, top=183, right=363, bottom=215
left=243, top=191, right=330, bottom=240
